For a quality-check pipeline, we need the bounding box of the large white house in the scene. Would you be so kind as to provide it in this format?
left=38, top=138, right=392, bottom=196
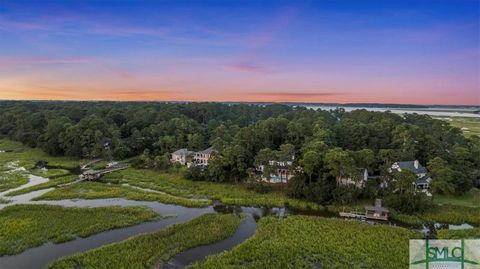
left=390, top=160, right=432, bottom=195
left=256, top=159, right=299, bottom=184
left=193, top=147, right=214, bottom=167
left=170, top=148, right=193, bottom=165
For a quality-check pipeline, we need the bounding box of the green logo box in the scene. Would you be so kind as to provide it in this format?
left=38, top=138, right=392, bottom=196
left=410, top=240, right=480, bottom=269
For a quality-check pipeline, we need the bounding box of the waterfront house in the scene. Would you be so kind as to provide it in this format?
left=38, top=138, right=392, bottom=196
left=257, top=159, right=298, bottom=184
left=390, top=160, right=432, bottom=194
left=193, top=147, right=214, bottom=167
left=171, top=148, right=193, bottom=165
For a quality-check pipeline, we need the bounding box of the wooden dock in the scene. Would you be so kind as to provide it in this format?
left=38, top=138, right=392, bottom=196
left=339, top=212, right=366, bottom=219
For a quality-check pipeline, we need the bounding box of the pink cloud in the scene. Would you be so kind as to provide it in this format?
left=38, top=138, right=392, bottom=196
left=0, top=57, right=92, bottom=68
left=226, top=62, right=265, bottom=73
left=254, top=91, right=342, bottom=97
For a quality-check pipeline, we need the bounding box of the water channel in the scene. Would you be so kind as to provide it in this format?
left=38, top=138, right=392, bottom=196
left=0, top=173, right=475, bottom=269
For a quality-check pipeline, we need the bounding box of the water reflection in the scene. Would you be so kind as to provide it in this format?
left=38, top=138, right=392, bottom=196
left=0, top=199, right=214, bottom=269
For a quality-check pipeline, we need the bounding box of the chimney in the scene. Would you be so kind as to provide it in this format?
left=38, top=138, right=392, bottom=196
left=375, top=199, right=382, bottom=208
left=414, top=160, right=419, bottom=169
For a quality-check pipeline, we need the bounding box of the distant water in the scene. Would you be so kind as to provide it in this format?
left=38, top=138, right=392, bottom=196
left=301, top=105, right=480, bottom=118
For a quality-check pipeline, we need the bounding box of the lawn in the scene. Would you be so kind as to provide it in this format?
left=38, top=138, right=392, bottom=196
left=102, top=168, right=324, bottom=210
left=48, top=213, right=243, bottom=269
left=0, top=204, right=160, bottom=256
left=189, top=215, right=422, bottom=269
left=34, top=181, right=211, bottom=207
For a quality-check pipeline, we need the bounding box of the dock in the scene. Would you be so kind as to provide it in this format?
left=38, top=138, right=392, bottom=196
left=339, top=212, right=366, bottom=219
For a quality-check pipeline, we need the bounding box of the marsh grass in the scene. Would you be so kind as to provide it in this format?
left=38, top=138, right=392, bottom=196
left=420, top=205, right=480, bottom=226
left=0, top=171, right=28, bottom=192
left=437, top=228, right=480, bottom=239
left=5, top=175, right=78, bottom=196
left=0, top=139, right=80, bottom=192
left=435, top=188, right=480, bottom=208
left=103, top=169, right=323, bottom=210
left=31, top=168, right=71, bottom=179
left=48, top=213, right=243, bottom=269
left=190, top=215, right=422, bottom=269
left=0, top=139, right=82, bottom=171
left=35, top=181, right=211, bottom=207
left=0, top=204, right=160, bottom=256
left=438, top=117, right=480, bottom=137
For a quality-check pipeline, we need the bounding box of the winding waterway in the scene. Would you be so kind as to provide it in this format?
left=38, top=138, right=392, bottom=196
left=0, top=173, right=475, bottom=269
left=0, top=174, right=284, bottom=269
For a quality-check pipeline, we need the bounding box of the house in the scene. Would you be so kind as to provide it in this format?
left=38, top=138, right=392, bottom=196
left=257, top=160, right=298, bottom=184
left=193, top=147, right=214, bottom=167
left=171, top=148, right=193, bottom=165
left=336, top=168, right=369, bottom=188
left=364, top=199, right=389, bottom=221
left=390, top=160, right=432, bottom=194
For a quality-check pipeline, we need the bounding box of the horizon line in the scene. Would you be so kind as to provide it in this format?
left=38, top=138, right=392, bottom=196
left=1, top=98, right=479, bottom=108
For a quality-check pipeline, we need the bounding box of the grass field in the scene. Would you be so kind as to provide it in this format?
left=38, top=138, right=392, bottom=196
left=102, top=168, right=324, bottom=210
left=48, top=214, right=243, bottom=269
left=437, top=117, right=480, bottom=137
left=0, top=204, right=160, bottom=256
left=189, top=215, right=421, bottom=269
left=35, top=181, right=211, bottom=207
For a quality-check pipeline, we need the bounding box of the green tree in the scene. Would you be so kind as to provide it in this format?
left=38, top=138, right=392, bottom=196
left=427, top=157, right=455, bottom=196
left=300, top=151, right=321, bottom=184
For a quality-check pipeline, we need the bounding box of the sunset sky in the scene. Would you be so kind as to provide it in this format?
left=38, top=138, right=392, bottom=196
left=0, top=0, right=479, bottom=105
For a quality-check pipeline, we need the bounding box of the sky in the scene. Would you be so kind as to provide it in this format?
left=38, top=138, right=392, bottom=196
left=0, top=0, right=479, bottom=105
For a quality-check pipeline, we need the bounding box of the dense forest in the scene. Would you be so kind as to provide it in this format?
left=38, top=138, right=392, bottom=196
left=1, top=101, right=479, bottom=213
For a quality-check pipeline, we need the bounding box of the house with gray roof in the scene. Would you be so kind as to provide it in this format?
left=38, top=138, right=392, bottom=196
left=193, top=147, right=214, bottom=167
left=390, top=160, right=432, bottom=195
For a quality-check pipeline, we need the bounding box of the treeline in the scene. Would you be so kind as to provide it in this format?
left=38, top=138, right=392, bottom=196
left=1, top=101, right=479, bottom=212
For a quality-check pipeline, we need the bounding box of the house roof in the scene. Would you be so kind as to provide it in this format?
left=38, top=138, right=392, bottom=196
left=417, top=175, right=431, bottom=184
left=172, top=148, right=190, bottom=156
left=395, top=161, right=427, bottom=174
left=196, top=147, right=213, bottom=155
